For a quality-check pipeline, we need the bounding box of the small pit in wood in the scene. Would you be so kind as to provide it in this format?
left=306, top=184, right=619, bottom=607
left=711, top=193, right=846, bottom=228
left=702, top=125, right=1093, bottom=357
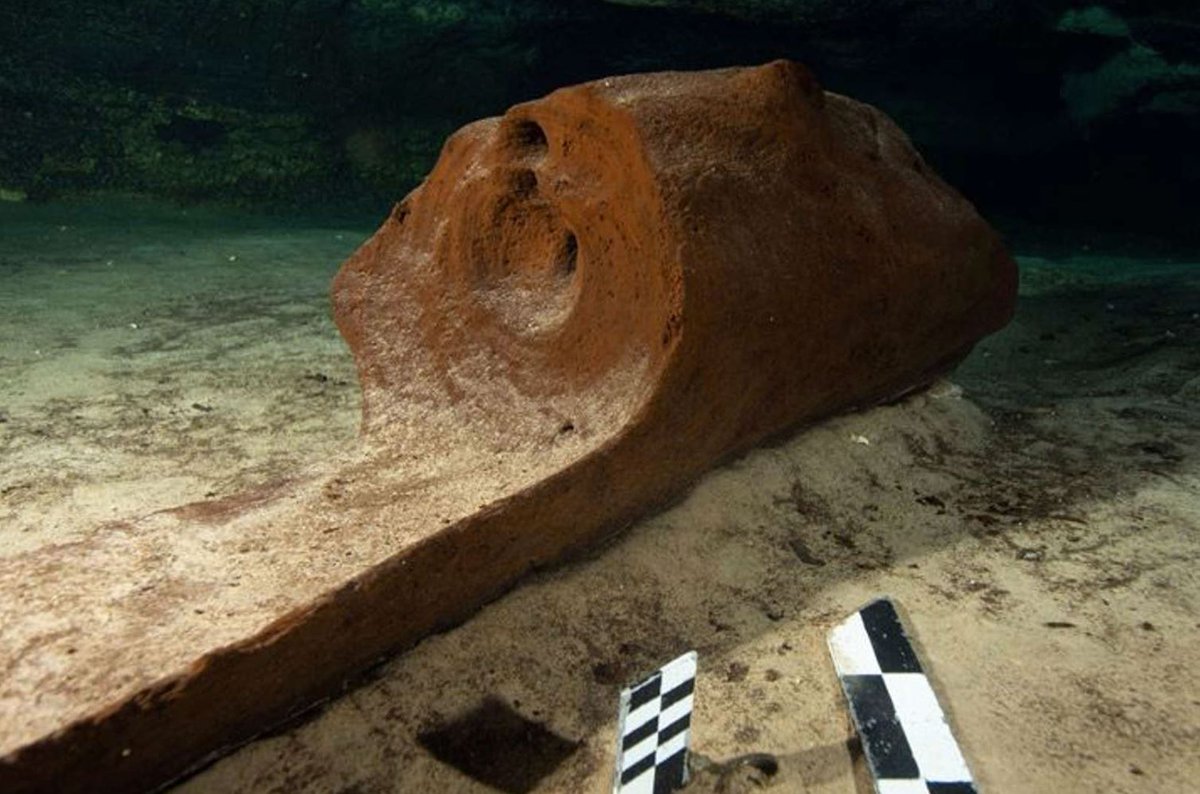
left=474, top=198, right=581, bottom=334
left=506, top=118, right=549, bottom=161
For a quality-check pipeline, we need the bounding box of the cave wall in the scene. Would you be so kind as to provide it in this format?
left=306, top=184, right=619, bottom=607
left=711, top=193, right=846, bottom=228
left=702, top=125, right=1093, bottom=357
left=1, top=1, right=1196, bottom=240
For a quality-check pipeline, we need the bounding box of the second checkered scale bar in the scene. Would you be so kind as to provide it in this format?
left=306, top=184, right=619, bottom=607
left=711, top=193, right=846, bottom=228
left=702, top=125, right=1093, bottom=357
left=828, top=599, right=979, bottom=794
left=613, top=651, right=698, bottom=794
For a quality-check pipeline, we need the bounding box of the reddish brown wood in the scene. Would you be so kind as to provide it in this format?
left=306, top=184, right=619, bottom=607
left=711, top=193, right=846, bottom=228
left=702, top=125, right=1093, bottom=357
left=0, top=61, right=1014, bottom=793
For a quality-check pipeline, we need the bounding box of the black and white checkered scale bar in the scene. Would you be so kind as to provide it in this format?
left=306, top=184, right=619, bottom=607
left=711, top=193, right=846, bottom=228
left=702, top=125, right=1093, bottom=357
left=613, top=651, right=697, bottom=794
left=828, top=599, right=979, bottom=794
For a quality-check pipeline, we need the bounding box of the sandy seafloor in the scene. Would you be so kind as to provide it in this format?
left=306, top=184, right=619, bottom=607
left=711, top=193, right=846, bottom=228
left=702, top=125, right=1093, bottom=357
left=0, top=198, right=1197, bottom=793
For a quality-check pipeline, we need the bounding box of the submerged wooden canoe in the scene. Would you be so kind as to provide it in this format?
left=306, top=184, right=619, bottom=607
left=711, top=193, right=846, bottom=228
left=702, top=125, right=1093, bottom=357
left=0, top=60, right=1015, bottom=793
